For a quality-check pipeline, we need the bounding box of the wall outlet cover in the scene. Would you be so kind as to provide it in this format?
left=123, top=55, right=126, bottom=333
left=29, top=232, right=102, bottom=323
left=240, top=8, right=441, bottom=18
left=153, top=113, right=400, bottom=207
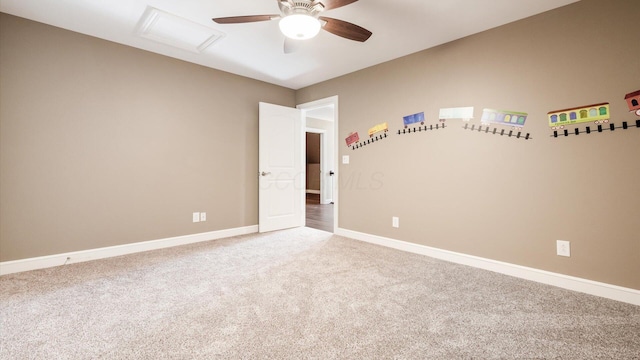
left=200, top=212, right=207, bottom=222
left=556, top=240, right=570, bottom=257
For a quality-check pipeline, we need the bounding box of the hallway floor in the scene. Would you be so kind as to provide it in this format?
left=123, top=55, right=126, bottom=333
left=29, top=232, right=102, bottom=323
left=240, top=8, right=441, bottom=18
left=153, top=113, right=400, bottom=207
left=305, top=193, right=333, bottom=233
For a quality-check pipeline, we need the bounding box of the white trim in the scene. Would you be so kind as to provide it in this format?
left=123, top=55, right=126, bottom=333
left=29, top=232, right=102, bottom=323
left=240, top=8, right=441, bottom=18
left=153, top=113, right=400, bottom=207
left=335, top=228, right=640, bottom=306
left=0, top=225, right=258, bottom=276
left=297, top=95, right=339, bottom=232
left=305, top=190, right=321, bottom=194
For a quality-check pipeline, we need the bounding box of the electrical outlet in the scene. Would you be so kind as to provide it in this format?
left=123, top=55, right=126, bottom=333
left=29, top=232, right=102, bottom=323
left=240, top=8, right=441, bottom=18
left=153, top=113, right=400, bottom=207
left=556, top=240, right=570, bottom=257
left=193, top=212, right=200, bottom=223
left=200, top=212, right=206, bottom=222
left=392, top=216, right=399, bottom=228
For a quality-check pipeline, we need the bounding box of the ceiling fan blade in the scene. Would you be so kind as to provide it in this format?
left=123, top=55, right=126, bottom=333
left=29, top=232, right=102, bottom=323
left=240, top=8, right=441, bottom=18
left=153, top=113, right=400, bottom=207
left=319, top=17, right=372, bottom=42
left=316, top=0, right=359, bottom=11
left=212, top=15, right=278, bottom=24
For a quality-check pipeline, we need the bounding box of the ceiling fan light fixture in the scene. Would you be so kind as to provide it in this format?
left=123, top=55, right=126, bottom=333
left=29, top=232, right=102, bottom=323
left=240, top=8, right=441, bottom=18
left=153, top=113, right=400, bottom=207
left=279, top=14, right=320, bottom=40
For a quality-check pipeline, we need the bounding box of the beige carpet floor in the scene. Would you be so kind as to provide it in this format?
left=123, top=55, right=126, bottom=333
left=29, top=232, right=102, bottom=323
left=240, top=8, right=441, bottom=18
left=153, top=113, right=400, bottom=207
left=1, top=227, right=639, bottom=359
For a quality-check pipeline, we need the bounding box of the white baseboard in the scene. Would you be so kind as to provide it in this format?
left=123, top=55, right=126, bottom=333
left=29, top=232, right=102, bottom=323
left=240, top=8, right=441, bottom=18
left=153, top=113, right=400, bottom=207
left=335, top=228, right=640, bottom=306
left=4, top=226, right=638, bottom=306
left=0, top=225, right=259, bottom=276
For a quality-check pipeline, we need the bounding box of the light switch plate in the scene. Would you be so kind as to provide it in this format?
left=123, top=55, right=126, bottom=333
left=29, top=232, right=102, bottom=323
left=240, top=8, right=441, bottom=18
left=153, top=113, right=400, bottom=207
left=193, top=212, right=200, bottom=223
left=342, top=155, right=350, bottom=164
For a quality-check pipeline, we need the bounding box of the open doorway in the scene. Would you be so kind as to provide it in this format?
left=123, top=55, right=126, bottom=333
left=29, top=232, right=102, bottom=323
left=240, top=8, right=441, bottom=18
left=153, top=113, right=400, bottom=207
left=305, top=131, right=333, bottom=232
left=298, top=96, right=338, bottom=233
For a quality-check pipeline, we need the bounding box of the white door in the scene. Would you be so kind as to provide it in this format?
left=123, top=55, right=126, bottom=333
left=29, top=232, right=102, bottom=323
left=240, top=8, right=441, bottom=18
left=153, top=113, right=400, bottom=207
left=259, top=102, right=304, bottom=232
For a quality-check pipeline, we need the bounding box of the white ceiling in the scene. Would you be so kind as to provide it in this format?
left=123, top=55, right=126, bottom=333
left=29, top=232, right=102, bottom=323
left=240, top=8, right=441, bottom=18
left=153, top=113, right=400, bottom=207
left=0, top=0, right=579, bottom=90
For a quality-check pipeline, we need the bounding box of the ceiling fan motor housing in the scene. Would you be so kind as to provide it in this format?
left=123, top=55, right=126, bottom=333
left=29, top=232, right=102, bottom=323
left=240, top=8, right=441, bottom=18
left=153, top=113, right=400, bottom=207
left=279, top=0, right=325, bottom=17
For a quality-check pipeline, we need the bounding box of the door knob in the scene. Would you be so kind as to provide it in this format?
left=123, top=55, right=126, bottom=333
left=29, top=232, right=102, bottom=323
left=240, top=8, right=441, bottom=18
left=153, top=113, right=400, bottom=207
left=260, top=171, right=271, bottom=176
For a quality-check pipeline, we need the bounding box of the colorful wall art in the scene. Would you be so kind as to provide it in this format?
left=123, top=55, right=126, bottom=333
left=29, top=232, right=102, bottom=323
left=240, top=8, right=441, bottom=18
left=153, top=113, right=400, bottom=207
left=547, top=103, right=610, bottom=129
left=345, top=132, right=360, bottom=147
left=481, top=109, right=528, bottom=128
left=402, top=112, right=425, bottom=128
left=439, top=107, right=474, bottom=121
left=625, top=90, right=640, bottom=116
left=368, top=122, right=388, bottom=137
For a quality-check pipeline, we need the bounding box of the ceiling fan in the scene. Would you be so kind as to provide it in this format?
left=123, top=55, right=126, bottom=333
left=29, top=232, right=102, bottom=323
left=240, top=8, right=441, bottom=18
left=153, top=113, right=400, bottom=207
left=212, top=0, right=372, bottom=53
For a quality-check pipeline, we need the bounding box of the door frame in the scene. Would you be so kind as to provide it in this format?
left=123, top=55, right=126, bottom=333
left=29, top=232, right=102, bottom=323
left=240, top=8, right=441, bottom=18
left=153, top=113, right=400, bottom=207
left=297, top=96, right=339, bottom=233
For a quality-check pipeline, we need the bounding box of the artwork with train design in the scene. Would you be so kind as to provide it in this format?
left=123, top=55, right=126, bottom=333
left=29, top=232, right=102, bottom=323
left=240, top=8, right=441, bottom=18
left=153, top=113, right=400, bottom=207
left=346, top=123, right=390, bottom=150
left=368, top=122, right=388, bottom=137
left=439, top=107, right=474, bottom=122
left=625, top=90, right=640, bottom=116
left=481, top=109, right=528, bottom=128
left=460, top=107, right=531, bottom=140
left=345, top=132, right=360, bottom=147
left=402, top=112, right=425, bottom=128
left=547, top=103, right=610, bottom=130
left=398, top=110, right=448, bottom=136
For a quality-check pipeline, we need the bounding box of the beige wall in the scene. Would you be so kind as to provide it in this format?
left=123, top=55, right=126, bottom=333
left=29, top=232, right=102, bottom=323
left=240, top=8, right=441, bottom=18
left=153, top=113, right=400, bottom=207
left=297, top=0, right=640, bottom=289
left=0, top=13, right=296, bottom=261
left=2, top=1, right=639, bottom=290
